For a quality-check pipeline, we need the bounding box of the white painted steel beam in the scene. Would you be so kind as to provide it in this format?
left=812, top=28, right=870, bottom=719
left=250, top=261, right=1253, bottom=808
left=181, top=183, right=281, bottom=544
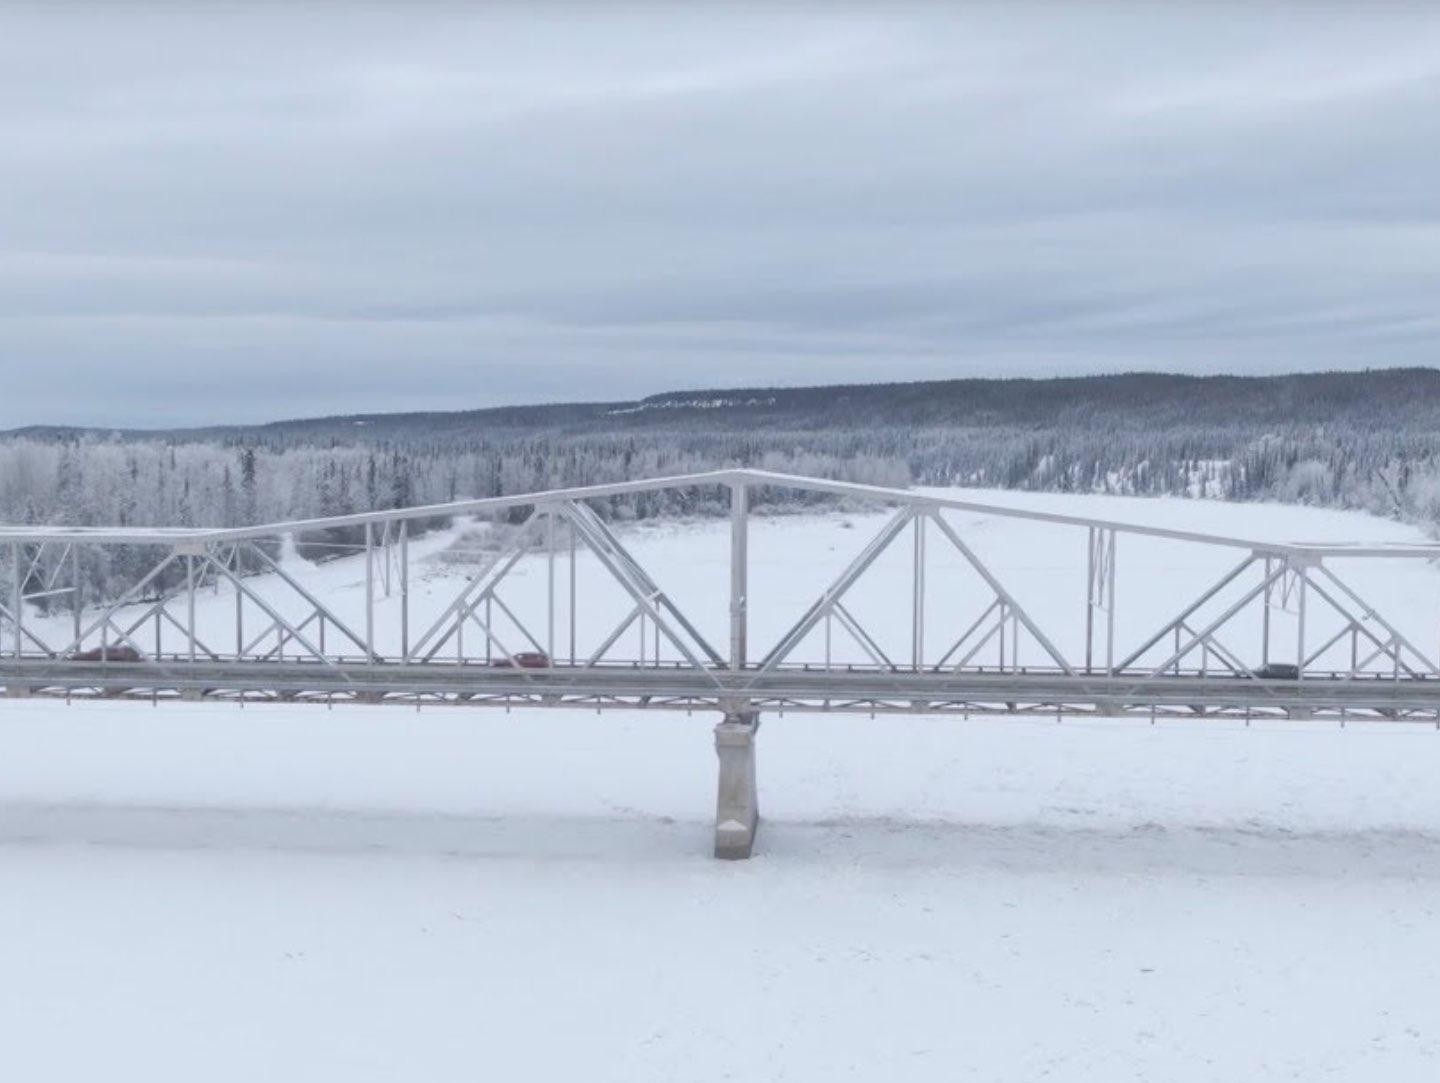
left=7, top=468, right=1438, bottom=558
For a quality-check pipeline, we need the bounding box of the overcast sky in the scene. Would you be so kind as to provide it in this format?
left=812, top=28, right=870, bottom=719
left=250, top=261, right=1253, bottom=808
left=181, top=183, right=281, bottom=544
left=2, top=3, right=1438, bottom=428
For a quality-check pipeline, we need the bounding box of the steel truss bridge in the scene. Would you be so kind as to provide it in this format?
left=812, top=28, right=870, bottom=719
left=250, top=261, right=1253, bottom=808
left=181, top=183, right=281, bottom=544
left=5, top=469, right=1440, bottom=856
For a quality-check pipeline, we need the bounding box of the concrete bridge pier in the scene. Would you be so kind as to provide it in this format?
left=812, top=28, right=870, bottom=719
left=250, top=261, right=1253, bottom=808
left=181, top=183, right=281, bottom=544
left=4, top=682, right=32, bottom=699
left=714, top=711, right=760, bottom=859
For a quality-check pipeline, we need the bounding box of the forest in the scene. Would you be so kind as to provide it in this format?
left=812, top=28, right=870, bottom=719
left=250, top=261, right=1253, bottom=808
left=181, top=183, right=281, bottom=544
left=2, top=369, right=1437, bottom=606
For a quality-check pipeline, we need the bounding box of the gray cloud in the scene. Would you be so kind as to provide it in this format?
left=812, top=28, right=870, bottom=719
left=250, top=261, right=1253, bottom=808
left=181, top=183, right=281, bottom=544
left=1, top=2, right=1438, bottom=427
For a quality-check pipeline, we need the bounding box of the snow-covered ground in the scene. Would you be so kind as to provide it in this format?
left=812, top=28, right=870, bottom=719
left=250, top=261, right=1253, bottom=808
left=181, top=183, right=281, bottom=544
left=4, top=490, right=1440, bottom=1080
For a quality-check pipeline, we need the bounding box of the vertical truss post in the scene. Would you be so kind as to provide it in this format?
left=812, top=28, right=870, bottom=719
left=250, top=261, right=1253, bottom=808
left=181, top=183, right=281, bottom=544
left=730, top=481, right=748, bottom=671
left=1296, top=558, right=1308, bottom=680
left=1105, top=531, right=1117, bottom=674
left=1087, top=527, right=1117, bottom=675
left=186, top=552, right=197, bottom=663
left=71, top=543, right=82, bottom=650
left=569, top=519, right=577, bottom=666
left=365, top=522, right=375, bottom=665
left=235, top=563, right=244, bottom=658
left=9, top=540, right=19, bottom=659
left=547, top=509, right=556, bottom=661
left=999, top=604, right=1008, bottom=670
left=3, top=540, right=31, bottom=694
left=400, top=520, right=409, bottom=663
left=1086, top=527, right=1096, bottom=672
left=382, top=522, right=394, bottom=599
left=912, top=513, right=926, bottom=670
left=1261, top=556, right=1273, bottom=667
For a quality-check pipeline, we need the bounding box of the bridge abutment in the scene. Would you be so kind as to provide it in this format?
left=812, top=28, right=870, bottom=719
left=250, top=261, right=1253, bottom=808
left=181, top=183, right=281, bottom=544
left=714, top=711, right=760, bottom=859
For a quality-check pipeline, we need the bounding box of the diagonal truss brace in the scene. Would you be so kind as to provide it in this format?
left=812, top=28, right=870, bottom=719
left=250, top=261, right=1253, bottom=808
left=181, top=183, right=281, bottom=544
left=1306, top=564, right=1439, bottom=677
left=933, top=599, right=1040, bottom=673
left=1120, top=553, right=1440, bottom=682
left=200, top=551, right=351, bottom=674
left=556, top=500, right=725, bottom=675
left=0, top=599, right=57, bottom=656
left=923, top=510, right=1074, bottom=675
left=59, top=552, right=181, bottom=657
left=4, top=540, right=58, bottom=657
left=755, top=507, right=916, bottom=676
left=406, top=514, right=546, bottom=664
left=1134, top=560, right=1288, bottom=680
left=755, top=506, right=1072, bottom=677
left=1114, top=555, right=1258, bottom=674
left=240, top=542, right=372, bottom=659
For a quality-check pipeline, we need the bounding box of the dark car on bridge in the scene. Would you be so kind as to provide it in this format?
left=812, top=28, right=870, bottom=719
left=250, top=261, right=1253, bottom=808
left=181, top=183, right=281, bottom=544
left=70, top=645, right=144, bottom=663
left=1251, top=663, right=1300, bottom=680
left=490, top=651, right=551, bottom=669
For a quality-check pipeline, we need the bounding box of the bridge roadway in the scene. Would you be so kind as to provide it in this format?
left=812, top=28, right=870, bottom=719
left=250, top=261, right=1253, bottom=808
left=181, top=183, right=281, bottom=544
left=6, top=658, right=1440, bottom=721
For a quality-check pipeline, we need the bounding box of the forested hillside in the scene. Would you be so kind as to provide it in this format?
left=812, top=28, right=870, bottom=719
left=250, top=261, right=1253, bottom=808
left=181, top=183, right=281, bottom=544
left=1, top=369, right=1437, bottom=603
left=4, top=369, right=1436, bottom=524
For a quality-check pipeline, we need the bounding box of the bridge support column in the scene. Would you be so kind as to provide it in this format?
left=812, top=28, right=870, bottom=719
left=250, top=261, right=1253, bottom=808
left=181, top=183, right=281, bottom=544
left=5, top=682, right=31, bottom=699
left=714, top=712, right=760, bottom=860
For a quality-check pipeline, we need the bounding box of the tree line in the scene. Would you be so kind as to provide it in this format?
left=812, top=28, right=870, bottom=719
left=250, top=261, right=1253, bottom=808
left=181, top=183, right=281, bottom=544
left=3, top=368, right=1438, bottom=608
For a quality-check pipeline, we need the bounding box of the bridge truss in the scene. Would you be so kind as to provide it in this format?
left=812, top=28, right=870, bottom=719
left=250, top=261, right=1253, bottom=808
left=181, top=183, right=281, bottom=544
left=4, top=469, right=1439, bottom=856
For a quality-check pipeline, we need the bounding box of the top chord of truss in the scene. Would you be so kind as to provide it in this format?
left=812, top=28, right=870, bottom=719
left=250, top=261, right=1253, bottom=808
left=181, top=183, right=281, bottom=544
left=2, top=468, right=1436, bottom=559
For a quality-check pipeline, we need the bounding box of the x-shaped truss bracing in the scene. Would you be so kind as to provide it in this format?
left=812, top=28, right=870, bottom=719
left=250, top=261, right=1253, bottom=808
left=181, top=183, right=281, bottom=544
left=2, top=539, right=86, bottom=658
left=405, top=501, right=724, bottom=681
left=31, top=541, right=372, bottom=671
left=754, top=506, right=1074, bottom=678
left=1118, top=554, right=1440, bottom=682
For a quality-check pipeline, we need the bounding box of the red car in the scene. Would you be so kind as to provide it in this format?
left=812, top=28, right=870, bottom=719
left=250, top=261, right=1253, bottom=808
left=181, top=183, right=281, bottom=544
left=70, top=645, right=144, bottom=663
left=490, top=651, right=551, bottom=669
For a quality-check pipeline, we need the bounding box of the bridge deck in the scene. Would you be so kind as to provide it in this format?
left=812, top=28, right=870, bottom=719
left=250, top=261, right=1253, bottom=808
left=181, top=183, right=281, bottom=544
left=7, top=659, right=1439, bottom=721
